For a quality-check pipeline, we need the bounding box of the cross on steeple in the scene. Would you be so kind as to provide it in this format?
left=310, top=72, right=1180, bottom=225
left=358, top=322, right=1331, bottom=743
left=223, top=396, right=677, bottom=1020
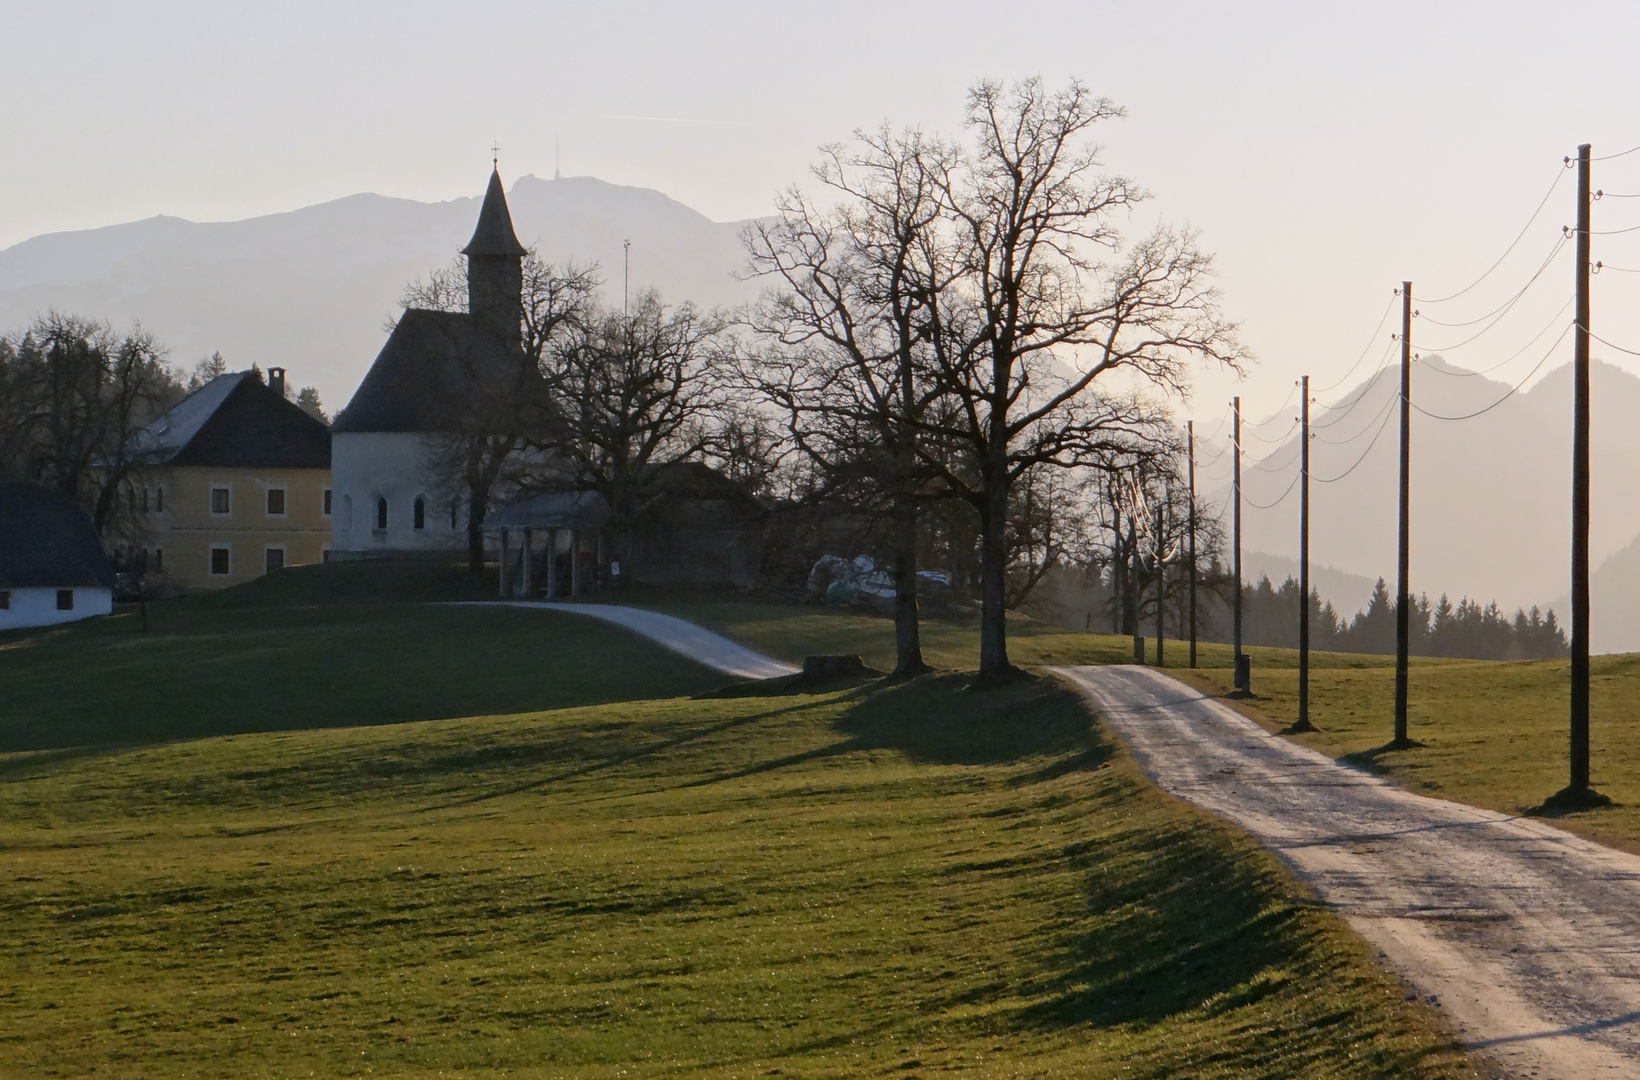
left=491, top=142, right=500, bottom=168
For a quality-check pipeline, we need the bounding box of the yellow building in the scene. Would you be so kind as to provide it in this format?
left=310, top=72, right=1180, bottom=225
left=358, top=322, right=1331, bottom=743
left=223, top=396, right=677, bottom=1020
left=129, top=368, right=332, bottom=590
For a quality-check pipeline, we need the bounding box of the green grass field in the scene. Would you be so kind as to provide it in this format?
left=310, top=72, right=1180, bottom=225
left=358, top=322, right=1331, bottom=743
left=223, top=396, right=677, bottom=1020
left=0, top=564, right=1481, bottom=1077
left=1, top=673, right=1475, bottom=1078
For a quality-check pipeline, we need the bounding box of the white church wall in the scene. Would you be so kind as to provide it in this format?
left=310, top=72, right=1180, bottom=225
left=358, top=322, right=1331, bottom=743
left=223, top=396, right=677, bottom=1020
left=330, top=432, right=465, bottom=557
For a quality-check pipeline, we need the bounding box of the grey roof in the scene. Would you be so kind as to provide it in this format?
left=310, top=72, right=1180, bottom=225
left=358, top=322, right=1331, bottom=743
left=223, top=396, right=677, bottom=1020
left=0, top=482, right=115, bottom=589
left=486, top=490, right=611, bottom=531
left=128, top=372, right=331, bottom=469
left=460, top=169, right=528, bottom=257
left=332, top=309, right=530, bottom=433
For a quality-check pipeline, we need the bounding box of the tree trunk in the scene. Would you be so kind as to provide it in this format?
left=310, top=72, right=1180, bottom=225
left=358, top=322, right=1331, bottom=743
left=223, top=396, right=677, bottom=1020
left=976, top=476, right=1014, bottom=681
left=467, top=491, right=486, bottom=575
left=891, top=488, right=929, bottom=679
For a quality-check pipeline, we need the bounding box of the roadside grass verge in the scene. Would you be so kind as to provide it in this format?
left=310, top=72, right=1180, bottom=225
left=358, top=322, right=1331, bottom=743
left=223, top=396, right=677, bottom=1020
left=1177, top=655, right=1640, bottom=854
left=0, top=676, right=1475, bottom=1078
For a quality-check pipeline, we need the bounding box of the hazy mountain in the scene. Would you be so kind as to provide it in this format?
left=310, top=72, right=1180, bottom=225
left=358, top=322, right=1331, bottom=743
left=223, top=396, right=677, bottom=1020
left=1203, top=356, right=1640, bottom=650
left=0, top=175, right=758, bottom=412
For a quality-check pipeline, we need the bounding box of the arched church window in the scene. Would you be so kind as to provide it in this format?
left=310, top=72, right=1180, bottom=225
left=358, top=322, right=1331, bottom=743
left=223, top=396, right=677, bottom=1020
left=376, top=497, right=388, bottom=531
left=414, top=496, right=426, bottom=530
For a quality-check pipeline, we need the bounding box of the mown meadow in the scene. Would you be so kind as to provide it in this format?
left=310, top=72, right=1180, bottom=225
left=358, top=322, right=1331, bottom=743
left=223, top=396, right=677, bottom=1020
left=0, top=565, right=1479, bottom=1077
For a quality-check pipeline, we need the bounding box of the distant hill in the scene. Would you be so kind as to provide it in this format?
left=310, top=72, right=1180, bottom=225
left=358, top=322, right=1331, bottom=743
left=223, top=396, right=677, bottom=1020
left=1201, top=356, right=1640, bottom=650
left=1241, top=551, right=1379, bottom=618
left=0, top=175, right=758, bottom=413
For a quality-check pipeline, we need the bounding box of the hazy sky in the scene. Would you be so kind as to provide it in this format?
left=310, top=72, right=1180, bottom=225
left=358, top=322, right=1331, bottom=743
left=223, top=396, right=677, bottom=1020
left=8, top=0, right=1640, bottom=433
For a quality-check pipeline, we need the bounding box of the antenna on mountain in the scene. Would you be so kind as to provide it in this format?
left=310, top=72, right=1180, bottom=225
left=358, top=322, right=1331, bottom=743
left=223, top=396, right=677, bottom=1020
left=555, top=138, right=561, bottom=181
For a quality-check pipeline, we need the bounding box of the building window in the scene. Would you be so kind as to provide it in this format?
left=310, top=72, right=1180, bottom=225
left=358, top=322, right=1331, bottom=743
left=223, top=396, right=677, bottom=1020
left=141, top=487, right=149, bottom=513
left=56, top=590, right=74, bottom=610
left=450, top=498, right=459, bottom=530
left=211, top=486, right=231, bottom=515
left=323, top=489, right=332, bottom=516
left=265, top=547, right=285, bottom=573
left=156, top=486, right=164, bottom=513
left=375, top=497, right=388, bottom=531
left=0, top=590, right=10, bottom=609
left=341, top=494, right=352, bottom=532
left=154, top=548, right=164, bottom=571
left=413, top=496, right=426, bottom=530
left=210, top=546, right=231, bottom=575
left=266, top=487, right=286, bottom=516
left=321, top=547, right=331, bottom=563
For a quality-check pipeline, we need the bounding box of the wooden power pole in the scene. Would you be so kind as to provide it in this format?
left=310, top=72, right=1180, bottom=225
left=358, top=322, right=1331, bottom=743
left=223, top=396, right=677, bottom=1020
left=1232, top=397, right=1246, bottom=691
left=1569, top=143, right=1595, bottom=798
left=1155, top=495, right=1167, bottom=668
left=1294, top=376, right=1316, bottom=732
left=1394, top=282, right=1413, bottom=747
left=1188, top=420, right=1198, bottom=669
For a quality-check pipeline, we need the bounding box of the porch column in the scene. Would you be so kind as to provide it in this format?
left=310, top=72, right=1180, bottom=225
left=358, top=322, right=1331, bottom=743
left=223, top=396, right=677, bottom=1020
left=545, top=528, right=558, bottom=598
left=498, top=529, right=511, bottom=597
left=522, top=528, right=534, bottom=596
left=570, top=530, right=581, bottom=597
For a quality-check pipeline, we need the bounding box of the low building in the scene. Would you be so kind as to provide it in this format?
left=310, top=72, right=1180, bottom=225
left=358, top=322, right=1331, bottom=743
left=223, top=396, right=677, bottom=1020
left=127, top=368, right=332, bottom=589
left=0, top=482, right=116, bottom=629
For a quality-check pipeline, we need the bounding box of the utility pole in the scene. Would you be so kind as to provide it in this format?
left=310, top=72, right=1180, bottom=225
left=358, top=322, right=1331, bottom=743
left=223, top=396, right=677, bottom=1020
left=1232, top=397, right=1246, bottom=691
left=1155, top=495, right=1167, bottom=668
left=1188, top=420, right=1198, bottom=668
left=1569, top=143, right=1595, bottom=798
left=1128, top=515, right=1142, bottom=663
left=1394, top=282, right=1413, bottom=747
left=1294, top=376, right=1316, bottom=732
left=623, top=239, right=632, bottom=316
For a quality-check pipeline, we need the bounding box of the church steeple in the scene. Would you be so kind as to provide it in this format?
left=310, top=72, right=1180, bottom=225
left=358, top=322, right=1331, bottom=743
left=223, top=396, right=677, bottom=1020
left=462, top=168, right=525, bottom=350
left=461, top=168, right=528, bottom=258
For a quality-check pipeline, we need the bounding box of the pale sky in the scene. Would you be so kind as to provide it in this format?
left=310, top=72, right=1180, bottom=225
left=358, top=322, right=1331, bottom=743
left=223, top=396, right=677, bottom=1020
left=7, top=0, right=1640, bottom=433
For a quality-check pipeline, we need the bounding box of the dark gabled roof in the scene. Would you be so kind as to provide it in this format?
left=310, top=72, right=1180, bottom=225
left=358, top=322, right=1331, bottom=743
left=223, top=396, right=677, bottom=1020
left=460, top=169, right=528, bottom=257
left=0, top=482, right=115, bottom=589
left=128, top=372, right=331, bottom=469
left=331, top=309, right=496, bottom=433
left=486, top=490, right=611, bottom=531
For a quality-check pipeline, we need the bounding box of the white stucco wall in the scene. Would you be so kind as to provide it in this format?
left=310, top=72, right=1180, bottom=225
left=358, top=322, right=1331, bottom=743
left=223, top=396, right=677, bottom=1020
left=330, top=432, right=467, bottom=556
left=0, top=586, right=113, bottom=630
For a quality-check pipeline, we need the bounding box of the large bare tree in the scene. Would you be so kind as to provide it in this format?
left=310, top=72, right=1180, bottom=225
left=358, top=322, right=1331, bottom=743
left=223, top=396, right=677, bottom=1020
left=536, top=292, right=724, bottom=581
left=742, top=126, right=957, bottom=678
left=920, top=79, right=1244, bottom=680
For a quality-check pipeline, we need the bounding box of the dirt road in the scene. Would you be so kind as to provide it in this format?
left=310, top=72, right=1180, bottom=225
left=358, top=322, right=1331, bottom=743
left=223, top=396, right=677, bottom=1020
left=1056, top=664, right=1640, bottom=1080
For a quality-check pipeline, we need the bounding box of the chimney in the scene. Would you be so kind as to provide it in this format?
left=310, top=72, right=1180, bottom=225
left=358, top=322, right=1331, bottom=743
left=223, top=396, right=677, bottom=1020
left=268, top=367, right=286, bottom=398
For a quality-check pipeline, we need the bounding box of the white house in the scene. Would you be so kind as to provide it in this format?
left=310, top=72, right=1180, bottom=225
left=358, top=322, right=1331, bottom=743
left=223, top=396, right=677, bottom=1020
left=0, top=482, right=115, bottom=630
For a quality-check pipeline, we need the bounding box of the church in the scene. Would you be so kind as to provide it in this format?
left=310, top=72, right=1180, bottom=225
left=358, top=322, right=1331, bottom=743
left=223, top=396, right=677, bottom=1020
left=329, top=168, right=531, bottom=561
left=328, top=169, right=766, bottom=592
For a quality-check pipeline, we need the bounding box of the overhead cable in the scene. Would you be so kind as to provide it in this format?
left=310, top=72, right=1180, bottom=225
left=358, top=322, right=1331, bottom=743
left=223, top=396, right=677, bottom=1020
left=1418, top=163, right=1569, bottom=304
left=1413, top=234, right=1567, bottom=327
left=1243, top=472, right=1299, bottom=510
left=1419, top=297, right=1572, bottom=378
left=1410, top=322, right=1573, bottom=421
left=1314, top=391, right=1400, bottom=484
left=1313, top=293, right=1399, bottom=394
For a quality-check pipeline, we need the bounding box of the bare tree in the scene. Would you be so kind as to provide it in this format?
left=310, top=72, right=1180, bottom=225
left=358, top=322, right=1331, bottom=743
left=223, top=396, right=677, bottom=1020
left=742, top=127, right=957, bottom=678
left=398, top=251, right=598, bottom=571
left=536, top=292, right=724, bottom=581
left=0, top=312, right=182, bottom=539
left=920, top=78, right=1244, bottom=680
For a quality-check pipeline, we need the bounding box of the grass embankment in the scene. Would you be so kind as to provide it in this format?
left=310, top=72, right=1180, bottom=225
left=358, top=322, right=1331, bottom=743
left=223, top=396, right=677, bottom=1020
left=0, top=591, right=723, bottom=752
left=1, top=673, right=1475, bottom=1078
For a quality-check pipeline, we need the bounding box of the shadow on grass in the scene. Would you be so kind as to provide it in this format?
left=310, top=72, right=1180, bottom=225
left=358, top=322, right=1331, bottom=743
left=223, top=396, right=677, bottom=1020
left=1338, top=740, right=1428, bottom=775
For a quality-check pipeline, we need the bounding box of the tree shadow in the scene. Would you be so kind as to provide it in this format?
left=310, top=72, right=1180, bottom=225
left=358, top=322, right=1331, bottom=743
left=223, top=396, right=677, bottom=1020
left=1338, top=739, right=1426, bottom=775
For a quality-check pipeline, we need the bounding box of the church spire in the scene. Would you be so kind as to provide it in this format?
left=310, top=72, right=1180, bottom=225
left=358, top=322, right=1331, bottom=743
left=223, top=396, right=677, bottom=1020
left=461, top=168, right=528, bottom=257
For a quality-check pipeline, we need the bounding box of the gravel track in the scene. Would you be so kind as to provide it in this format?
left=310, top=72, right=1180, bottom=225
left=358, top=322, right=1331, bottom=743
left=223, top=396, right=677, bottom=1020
left=1055, top=663, right=1640, bottom=1080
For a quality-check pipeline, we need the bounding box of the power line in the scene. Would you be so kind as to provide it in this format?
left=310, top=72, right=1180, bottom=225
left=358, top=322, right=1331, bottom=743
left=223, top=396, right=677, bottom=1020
left=1245, top=381, right=1300, bottom=428
left=1243, top=472, right=1299, bottom=510
left=1314, top=387, right=1400, bottom=483
left=1415, top=234, right=1567, bottom=351
left=1413, top=234, right=1567, bottom=327
left=1409, top=322, right=1573, bottom=421
left=1419, top=162, right=1570, bottom=304
left=1592, top=144, right=1640, bottom=161
left=1313, top=385, right=1398, bottom=445
left=1418, top=297, right=1572, bottom=378
left=1584, top=327, right=1640, bottom=357
left=1240, top=417, right=1300, bottom=445
left=1312, top=343, right=1398, bottom=429
left=1313, top=293, right=1399, bottom=394
left=1251, top=434, right=1302, bottom=473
